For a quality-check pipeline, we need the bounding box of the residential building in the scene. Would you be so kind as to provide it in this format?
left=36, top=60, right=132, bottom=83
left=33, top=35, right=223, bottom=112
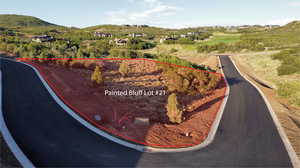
left=32, top=35, right=54, bottom=43
left=94, top=32, right=113, bottom=38
left=114, top=38, right=129, bottom=46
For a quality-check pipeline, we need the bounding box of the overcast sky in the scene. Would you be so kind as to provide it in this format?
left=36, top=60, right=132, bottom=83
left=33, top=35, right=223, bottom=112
left=1, top=0, right=300, bottom=28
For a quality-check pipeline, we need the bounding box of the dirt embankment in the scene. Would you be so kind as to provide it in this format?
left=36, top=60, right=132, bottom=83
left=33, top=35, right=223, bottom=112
left=28, top=59, right=227, bottom=147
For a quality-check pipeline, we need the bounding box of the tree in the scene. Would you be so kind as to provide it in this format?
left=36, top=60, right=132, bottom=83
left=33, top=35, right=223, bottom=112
left=91, top=66, right=103, bottom=85
left=119, top=62, right=129, bottom=77
left=166, top=93, right=183, bottom=124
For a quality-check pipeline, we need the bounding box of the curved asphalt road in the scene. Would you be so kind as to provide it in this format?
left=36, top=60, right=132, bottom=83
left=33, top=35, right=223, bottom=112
left=0, top=56, right=293, bottom=167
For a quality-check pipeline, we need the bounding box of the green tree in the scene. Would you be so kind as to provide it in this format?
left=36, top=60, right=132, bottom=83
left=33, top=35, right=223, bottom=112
left=119, top=62, right=129, bottom=76
left=91, top=66, right=103, bottom=85
left=166, top=93, right=183, bottom=124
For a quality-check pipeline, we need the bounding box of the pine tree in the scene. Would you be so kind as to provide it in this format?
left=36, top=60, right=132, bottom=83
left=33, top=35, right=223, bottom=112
left=119, top=62, right=129, bottom=77
left=91, top=66, right=103, bottom=85
left=166, top=93, right=183, bottom=124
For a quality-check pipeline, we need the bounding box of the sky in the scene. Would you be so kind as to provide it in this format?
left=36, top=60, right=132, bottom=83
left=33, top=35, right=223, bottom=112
left=1, top=0, right=300, bottom=28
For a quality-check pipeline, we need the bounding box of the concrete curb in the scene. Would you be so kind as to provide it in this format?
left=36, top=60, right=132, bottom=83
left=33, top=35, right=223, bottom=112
left=229, top=56, right=300, bottom=168
left=16, top=59, right=229, bottom=153
left=0, top=70, right=35, bottom=168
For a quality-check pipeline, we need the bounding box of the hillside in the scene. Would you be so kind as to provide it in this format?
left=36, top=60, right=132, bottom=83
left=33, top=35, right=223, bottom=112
left=84, top=24, right=172, bottom=36
left=242, top=21, right=300, bottom=48
left=275, top=21, right=300, bottom=32
left=0, top=14, right=58, bottom=28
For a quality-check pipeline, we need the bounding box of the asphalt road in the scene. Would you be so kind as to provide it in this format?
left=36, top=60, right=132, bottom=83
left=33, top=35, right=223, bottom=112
left=0, top=56, right=293, bottom=167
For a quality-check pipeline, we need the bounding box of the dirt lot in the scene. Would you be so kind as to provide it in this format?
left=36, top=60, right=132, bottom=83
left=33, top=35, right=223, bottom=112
left=231, top=54, right=300, bottom=159
left=28, top=59, right=226, bottom=147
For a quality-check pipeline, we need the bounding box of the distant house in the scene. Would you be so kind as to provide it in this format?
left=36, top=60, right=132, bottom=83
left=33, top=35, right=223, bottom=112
left=170, top=34, right=179, bottom=38
left=32, top=35, right=54, bottom=43
left=114, top=38, right=129, bottom=46
left=160, top=36, right=177, bottom=43
left=180, top=34, right=187, bottom=38
left=94, top=32, right=113, bottom=38
left=187, top=32, right=204, bottom=36
left=128, top=33, right=146, bottom=38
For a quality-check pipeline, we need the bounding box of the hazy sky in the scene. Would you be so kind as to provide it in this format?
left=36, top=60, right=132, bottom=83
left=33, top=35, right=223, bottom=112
left=1, top=0, right=300, bottom=28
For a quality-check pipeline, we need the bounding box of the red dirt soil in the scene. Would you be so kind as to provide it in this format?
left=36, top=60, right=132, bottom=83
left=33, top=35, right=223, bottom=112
left=26, top=59, right=227, bottom=148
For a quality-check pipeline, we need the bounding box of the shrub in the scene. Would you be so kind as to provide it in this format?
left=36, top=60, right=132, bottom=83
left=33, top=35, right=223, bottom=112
left=109, top=49, right=138, bottom=58
left=166, top=93, right=183, bottom=124
left=164, top=69, right=185, bottom=93
left=128, top=38, right=156, bottom=50
left=162, top=66, right=220, bottom=95
left=91, top=66, right=103, bottom=85
left=156, top=55, right=191, bottom=67
left=277, top=81, right=300, bottom=106
left=272, top=48, right=300, bottom=75
left=119, top=62, right=129, bottom=77
left=170, top=48, right=178, bottom=53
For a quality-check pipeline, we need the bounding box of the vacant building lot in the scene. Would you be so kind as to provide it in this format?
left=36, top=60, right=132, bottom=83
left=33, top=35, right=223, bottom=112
left=25, top=59, right=227, bottom=147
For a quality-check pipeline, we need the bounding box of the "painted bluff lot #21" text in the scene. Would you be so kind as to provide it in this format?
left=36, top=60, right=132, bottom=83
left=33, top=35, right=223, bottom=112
left=104, top=89, right=167, bottom=97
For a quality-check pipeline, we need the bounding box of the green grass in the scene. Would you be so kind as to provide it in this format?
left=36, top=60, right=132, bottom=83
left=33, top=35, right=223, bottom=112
left=173, top=33, right=241, bottom=51
left=278, top=82, right=300, bottom=107
left=200, top=33, right=241, bottom=45
left=0, top=14, right=58, bottom=28
left=241, top=21, right=300, bottom=48
left=235, top=51, right=300, bottom=107
left=181, top=44, right=198, bottom=51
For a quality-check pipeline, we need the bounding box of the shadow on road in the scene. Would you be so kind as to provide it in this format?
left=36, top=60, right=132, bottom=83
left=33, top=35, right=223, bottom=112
left=225, top=77, right=243, bottom=86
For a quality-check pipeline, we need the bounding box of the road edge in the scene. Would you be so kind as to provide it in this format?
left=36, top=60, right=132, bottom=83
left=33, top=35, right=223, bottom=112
left=0, top=70, right=35, bottom=168
left=228, top=56, right=300, bottom=168
left=16, top=58, right=230, bottom=153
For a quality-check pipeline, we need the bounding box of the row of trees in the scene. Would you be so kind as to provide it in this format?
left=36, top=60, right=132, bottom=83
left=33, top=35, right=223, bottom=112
left=197, top=39, right=265, bottom=53
left=164, top=38, right=195, bottom=45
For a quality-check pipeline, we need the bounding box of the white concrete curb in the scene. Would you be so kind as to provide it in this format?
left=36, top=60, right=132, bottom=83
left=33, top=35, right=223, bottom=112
left=15, top=58, right=229, bottom=153
left=0, top=70, right=35, bottom=168
left=229, top=56, right=300, bottom=168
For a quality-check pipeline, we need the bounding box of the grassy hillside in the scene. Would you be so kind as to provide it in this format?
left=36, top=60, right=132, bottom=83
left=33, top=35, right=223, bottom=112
left=84, top=24, right=170, bottom=36
left=242, top=21, right=300, bottom=48
left=0, top=14, right=69, bottom=35
left=200, top=33, right=241, bottom=45
left=0, top=14, right=58, bottom=28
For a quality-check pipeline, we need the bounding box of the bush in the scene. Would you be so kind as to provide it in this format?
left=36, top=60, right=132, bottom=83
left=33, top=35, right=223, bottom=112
left=109, top=49, right=138, bottom=58
left=277, top=81, right=300, bottom=106
left=119, top=62, right=129, bottom=77
left=156, top=55, right=192, bottom=67
left=164, top=38, right=195, bottom=45
left=272, top=48, right=300, bottom=75
left=170, top=48, right=178, bottom=53
left=166, top=93, right=183, bottom=124
left=162, top=66, right=220, bottom=95
left=128, top=38, right=156, bottom=50
left=163, top=69, right=186, bottom=93
left=91, top=66, right=103, bottom=85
